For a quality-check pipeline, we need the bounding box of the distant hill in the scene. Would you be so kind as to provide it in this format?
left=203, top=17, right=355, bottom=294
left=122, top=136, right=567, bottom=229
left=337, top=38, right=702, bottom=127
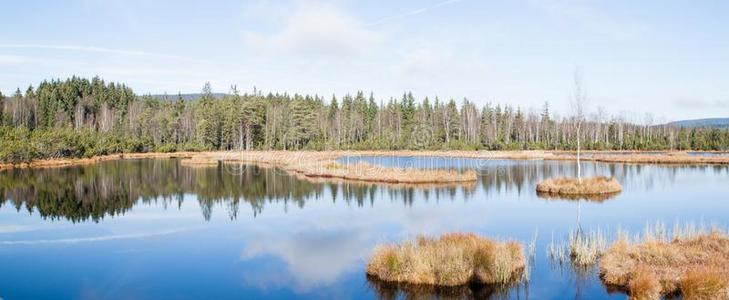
left=149, top=93, right=227, bottom=101
left=668, top=118, right=729, bottom=128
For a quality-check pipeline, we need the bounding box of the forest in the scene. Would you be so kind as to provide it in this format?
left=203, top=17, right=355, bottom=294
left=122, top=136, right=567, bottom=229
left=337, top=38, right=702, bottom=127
left=1, top=76, right=728, bottom=163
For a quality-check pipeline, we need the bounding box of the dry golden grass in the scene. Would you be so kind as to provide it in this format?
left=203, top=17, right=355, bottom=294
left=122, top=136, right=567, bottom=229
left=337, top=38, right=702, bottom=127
left=681, top=267, right=729, bottom=300
left=536, top=176, right=622, bottom=195
left=366, top=233, right=525, bottom=287
left=628, top=266, right=661, bottom=300
left=600, top=231, right=729, bottom=300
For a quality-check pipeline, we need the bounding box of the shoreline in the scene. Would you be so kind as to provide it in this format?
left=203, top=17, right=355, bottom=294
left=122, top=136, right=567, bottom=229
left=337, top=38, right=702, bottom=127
left=0, top=152, right=197, bottom=171
left=2, top=150, right=729, bottom=185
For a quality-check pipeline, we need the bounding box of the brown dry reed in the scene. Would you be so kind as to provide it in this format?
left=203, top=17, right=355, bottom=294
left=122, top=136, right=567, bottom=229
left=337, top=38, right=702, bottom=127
left=366, top=233, right=525, bottom=287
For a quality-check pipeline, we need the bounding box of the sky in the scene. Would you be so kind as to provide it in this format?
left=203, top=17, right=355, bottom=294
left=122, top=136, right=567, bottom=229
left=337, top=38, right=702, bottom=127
left=1, top=0, right=728, bottom=121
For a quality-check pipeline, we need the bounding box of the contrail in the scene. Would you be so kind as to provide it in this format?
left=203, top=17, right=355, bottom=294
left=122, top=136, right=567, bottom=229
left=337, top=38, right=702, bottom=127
left=367, top=0, right=463, bottom=27
left=0, top=43, right=185, bottom=60
left=0, top=228, right=191, bottom=245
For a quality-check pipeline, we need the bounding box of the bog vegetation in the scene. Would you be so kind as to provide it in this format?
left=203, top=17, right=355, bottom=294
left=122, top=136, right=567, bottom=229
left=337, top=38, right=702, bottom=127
left=536, top=176, right=622, bottom=195
left=2, top=76, right=729, bottom=163
left=548, top=223, right=729, bottom=300
left=601, top=230, right=729, bottom=300
left=366, top=233, right=525, bottom=287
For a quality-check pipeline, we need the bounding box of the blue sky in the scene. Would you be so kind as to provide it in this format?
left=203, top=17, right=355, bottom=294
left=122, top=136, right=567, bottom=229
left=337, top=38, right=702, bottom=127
left=1, top=0, right=728, bottom=121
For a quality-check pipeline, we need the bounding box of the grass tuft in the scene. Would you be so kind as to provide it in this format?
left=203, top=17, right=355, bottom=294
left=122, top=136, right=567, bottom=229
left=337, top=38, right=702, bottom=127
left=628, top=266, right=661, bottom=300
left=681, top=267, right=729, bottom=300
left=536, top=176, right=622, bottom=195
left=367, top=233, right=525, bottom=287
left=568, top=229, right=607, bottom=266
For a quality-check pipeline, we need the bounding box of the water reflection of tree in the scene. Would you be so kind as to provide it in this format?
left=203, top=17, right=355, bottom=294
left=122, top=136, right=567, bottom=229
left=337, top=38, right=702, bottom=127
left=0, top=159, right=475, bottom=222
left=366, top=276, right=515, bottom=300
left=1, top=159, right=720, bottom=223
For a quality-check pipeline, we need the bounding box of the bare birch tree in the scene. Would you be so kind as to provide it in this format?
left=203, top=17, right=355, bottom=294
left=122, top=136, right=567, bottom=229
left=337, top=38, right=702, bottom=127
left=572, top=69, right=587, bottom=183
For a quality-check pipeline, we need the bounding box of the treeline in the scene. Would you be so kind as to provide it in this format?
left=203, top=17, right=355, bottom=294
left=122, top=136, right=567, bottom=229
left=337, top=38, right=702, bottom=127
left=1, top=76, right=728, bottom=163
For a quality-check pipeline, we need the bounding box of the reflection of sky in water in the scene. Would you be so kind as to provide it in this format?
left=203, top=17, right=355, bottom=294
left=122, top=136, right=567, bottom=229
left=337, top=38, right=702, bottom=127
left=0, top=158, right=728, bottom=299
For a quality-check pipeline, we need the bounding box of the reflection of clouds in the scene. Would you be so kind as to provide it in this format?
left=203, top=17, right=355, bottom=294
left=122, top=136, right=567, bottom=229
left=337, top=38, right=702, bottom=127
left=0, top=228, right=191, bottom=245
left=238, top=190, right=498, bottom=292
left=0, top=225, right=37, bottom=234
left=116, top=211, right=200, bottom=221
left=241, top=228, right=372, bottom=291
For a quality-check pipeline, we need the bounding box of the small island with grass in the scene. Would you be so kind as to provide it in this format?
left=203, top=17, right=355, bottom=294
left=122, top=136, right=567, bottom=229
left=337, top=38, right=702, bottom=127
left=366, top=233, right=525, bottom=287
left=536, top=176, right=622, bottom=196
left=600, top=230, right=729, bottom=300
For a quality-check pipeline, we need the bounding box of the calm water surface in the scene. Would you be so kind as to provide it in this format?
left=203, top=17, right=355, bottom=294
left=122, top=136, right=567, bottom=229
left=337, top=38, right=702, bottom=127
left=1, top=157, right=728, bottom=299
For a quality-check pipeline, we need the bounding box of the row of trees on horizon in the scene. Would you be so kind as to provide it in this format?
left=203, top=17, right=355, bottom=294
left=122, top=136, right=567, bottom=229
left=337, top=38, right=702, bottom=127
left=1, top=76, right=728, bottom=163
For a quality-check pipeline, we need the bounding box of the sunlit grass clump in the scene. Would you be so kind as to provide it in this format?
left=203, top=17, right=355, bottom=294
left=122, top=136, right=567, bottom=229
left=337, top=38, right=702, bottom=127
left=536, top=176, right=621, bottom=195
left=366, top=233, right=525, bottom=287
left=600, top=229, right=729, bottom=300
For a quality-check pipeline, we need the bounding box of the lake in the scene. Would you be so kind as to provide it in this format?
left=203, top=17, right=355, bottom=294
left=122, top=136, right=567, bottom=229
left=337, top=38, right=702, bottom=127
left=1, top=157, right=728, bottom=299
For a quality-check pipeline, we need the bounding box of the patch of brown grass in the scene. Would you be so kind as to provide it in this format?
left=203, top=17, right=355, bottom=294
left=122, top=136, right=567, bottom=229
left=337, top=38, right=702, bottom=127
left=628, top=266, right=661, bottom=300
left=681, top=267, right=729, bottom=300
left=366, top=233, right=525, bottom=287
left=600, top=232, right=729, bottom=299
left=536, top=176, right=622, bottom=195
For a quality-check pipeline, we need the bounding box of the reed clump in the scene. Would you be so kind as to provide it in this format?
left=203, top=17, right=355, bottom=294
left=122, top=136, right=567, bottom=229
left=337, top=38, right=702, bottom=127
left=546, top=229, right=607, bottom=267
left=536, top=176, right=622, bottom=195
left=600, top=230, right=729, bottom=299
left=366, top=233, right=525, bottom=287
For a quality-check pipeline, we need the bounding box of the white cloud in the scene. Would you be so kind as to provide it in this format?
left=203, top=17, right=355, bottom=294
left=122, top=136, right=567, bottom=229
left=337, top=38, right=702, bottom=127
left=243, top=3, right=381, bottom=57
left=0, top=225, right=37, bottom=234
left=0, top=54, right=30, bottom=65
left=0, top=44, right=185, bottom=60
